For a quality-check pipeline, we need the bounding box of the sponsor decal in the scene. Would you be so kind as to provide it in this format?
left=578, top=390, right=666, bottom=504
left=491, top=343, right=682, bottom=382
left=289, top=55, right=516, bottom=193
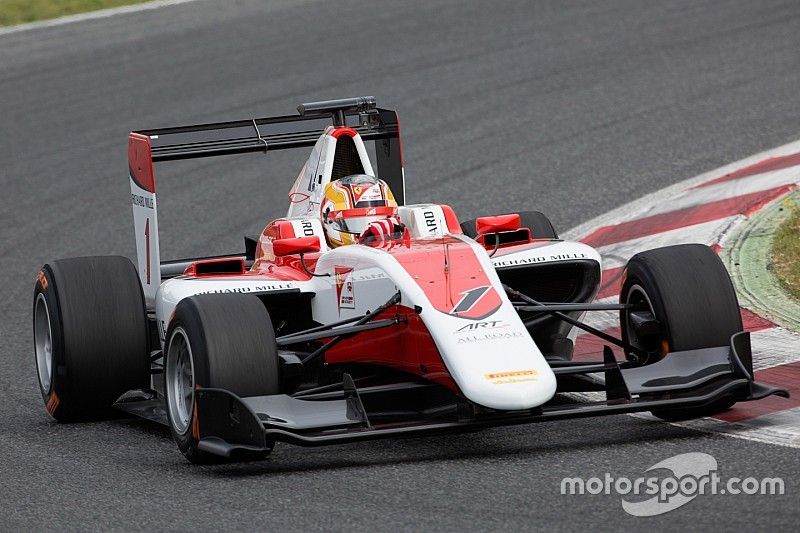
left=456, top=331, right=524, bottom=344
left=493, top=252, right=588, bottom=268
left=36, top=271, right=48, bottom=290
left=288, top=192, right=310, bottom=203
left=299, top=219, right=315, bottom=236
left=454, top=320, right=509, bottom=333
left=352, top=272, right=387, bottom=282
left=352, top=183, right=383, bottom=204
left=334, top=266, right=355, bottom=312
left=450, top=286, right=491, bottom=315
left=196, top=283, right=296, bottom=294
left=484, top=369, right=538, bottom=385
left=423, top=210, right=439, bottom=234
left=130, top=193, right=154, bottom=209
left=46, top=391, right=60, bottom=415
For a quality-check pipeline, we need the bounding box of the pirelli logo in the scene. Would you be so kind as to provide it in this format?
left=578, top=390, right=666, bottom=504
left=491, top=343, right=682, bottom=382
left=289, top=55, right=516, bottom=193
left=484, top=369, right=538, bottom=385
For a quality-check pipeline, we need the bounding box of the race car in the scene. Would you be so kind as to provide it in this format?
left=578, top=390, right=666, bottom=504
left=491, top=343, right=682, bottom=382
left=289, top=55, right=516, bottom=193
left=33, top=96, right=789, bottom=463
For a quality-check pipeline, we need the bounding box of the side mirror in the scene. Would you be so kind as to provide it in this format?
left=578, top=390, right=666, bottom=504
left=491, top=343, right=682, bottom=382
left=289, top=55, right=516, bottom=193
left=273, top=236, right=321, bottom=257
left=475, top=214, right=521, bottom=235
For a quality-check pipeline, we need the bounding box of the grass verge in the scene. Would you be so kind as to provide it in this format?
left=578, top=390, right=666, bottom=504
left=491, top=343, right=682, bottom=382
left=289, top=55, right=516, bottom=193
left=0, top=0, right=152, bottom=26
left=771, top=195, right=800, bottom=302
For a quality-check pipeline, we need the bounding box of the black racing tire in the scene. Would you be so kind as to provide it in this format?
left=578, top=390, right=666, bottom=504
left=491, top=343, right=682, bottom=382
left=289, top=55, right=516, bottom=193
left=619, top=244, right=744, bottom=421
left=460, top=211, right=558, bottom=240
left=32, top=256, right=150, bottom=422
left=164, top=294, right=280, bottom=464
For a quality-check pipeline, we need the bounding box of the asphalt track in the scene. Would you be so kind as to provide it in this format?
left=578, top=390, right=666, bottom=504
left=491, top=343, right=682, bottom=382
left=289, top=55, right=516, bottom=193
left=1, top=0, right=800, bottom=530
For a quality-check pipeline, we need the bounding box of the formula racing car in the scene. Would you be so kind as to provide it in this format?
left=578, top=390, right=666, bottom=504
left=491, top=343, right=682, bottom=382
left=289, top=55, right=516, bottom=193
left=33, top=96, right=789, bottom=463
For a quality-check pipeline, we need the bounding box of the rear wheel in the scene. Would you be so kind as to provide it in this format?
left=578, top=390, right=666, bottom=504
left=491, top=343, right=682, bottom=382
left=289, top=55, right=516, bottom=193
left=619, top=244, right=744, bottom=420
left=33, top=257, right=150, bottom=421
left=460, top=211, right=558, bottom=240
left=164, top=294, right=280, bottom=463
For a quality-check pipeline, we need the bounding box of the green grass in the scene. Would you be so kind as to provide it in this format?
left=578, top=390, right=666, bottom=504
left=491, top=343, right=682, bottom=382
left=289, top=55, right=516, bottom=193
left=0, top=0, right=152, bottom=26
left=771, top=195, right=800, bottom=302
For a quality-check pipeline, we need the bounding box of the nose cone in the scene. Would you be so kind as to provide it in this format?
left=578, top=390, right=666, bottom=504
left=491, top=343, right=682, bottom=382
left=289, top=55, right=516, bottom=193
left=424, top=305, right=559, bottom=412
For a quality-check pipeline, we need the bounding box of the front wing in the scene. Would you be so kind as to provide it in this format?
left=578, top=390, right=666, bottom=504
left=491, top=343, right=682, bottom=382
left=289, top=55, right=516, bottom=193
left=119, top=332, right=787, bottom=457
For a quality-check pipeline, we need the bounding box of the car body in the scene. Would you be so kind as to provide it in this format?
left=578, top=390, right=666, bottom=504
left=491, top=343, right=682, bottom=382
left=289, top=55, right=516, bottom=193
left=35, top=97, right=789, bottom=461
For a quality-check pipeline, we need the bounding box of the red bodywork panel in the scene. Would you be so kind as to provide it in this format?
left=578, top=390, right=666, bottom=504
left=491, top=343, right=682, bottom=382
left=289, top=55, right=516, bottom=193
left=329, top=126, right=358, bottom=139
left=128, top=133, right=155, bottom=193
left=325, top=306, right=458, bottom=392
left=475, top=213, right=521, bottom=234
left=183, top=209, right=539, bottom=390
left=390, top=237, right=503, bottom=320
left=273, top=236, right=321, bottom=257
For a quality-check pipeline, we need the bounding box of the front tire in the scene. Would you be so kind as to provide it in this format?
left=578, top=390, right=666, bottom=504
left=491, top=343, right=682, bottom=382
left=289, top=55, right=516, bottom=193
left=164, top=294, right=280, bottom=463
left=619, top=244, right=744, bottom=420
left=33, top=257, right=150, bottom=421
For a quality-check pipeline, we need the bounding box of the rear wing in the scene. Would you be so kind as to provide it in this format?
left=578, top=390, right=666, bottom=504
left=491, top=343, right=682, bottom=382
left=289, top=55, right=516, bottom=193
left=128, top=96, right=404, bottom=304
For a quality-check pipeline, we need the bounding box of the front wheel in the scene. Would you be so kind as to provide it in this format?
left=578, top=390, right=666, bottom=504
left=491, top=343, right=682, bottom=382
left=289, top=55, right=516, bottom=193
left=164, top=294, right=280, bottom=463
left=619, top=244, right=744, bottom=420
left=33, top=257, right=150, bottom=421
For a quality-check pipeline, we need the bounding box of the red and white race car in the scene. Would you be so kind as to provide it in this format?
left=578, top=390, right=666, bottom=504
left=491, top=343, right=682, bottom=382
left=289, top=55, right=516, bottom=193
left=33, top=97, right=788, bottom=463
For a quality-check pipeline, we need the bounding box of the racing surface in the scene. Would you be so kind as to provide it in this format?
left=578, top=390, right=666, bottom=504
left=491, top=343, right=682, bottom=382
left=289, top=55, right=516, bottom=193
left=2, top=0, right=800, bottom=529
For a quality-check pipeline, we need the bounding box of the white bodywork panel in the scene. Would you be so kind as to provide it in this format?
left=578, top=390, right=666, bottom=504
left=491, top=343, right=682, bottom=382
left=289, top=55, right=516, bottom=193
left=286, top=127, right=375, bottom=219
left=491, top=240, right=602, bottom=270
left=130, top=180, right=161, bottom=305
left=398, top=204, right=449, bottom=238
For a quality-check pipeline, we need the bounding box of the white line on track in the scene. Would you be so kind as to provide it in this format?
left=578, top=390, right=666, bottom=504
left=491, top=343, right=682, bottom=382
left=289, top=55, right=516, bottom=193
left=0, top=0, right=205, bottom=36
left=594, top=216, right=741, bottom=269
left=563, top=139, right=800, bottom=241
left=638, top=165, right=800, bottom=218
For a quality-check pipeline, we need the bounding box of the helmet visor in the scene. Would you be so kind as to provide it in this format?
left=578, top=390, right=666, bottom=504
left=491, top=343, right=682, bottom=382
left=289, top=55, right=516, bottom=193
left=327, top=206, right=397, bottom=235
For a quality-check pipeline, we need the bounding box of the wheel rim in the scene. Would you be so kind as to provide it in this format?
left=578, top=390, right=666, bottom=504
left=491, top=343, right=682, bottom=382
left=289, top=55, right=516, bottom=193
left=624, top=284, right=663, bottom=358
left=34, top=293, right=54, bottom=394
left=166, top=327, right=195, bottom=434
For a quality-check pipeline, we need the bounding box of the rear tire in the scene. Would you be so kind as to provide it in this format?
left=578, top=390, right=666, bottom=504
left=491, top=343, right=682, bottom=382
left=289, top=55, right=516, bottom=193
left=164, top=294, right=280, bottom=464
left=619, top=244, right=744, bottom=420
left=460, top=211, right=558, bottom=240
left=33, top=257, right=150, bottom=422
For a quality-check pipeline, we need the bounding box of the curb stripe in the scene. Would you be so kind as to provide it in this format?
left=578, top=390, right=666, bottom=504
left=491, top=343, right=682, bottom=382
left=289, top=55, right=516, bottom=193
left=693, top=151, right=800, bottom=189
left=596, top=216, right=740, bottom=270
left=581, top=184, right=796, bottom=248
left=713, top=362, right=800, bottom=423
left=642, top=165, right=800, bottom=218
left=740, top=308, right=777, bottom=332
left=596, top=266, right=624, bottom=300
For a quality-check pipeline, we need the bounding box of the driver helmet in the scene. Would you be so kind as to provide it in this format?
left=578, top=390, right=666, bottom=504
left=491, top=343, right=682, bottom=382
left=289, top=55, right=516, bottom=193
left=320, top=174, right=398, bottom=247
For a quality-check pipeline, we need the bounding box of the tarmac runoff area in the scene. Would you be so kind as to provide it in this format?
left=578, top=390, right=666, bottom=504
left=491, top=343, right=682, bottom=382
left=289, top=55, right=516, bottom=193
left=563, top=141, right=800, bottom=448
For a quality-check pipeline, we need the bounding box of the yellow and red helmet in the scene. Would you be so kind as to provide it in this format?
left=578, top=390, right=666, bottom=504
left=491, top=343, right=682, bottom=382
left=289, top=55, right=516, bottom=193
left=320, top=174, right=398, bottom=247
